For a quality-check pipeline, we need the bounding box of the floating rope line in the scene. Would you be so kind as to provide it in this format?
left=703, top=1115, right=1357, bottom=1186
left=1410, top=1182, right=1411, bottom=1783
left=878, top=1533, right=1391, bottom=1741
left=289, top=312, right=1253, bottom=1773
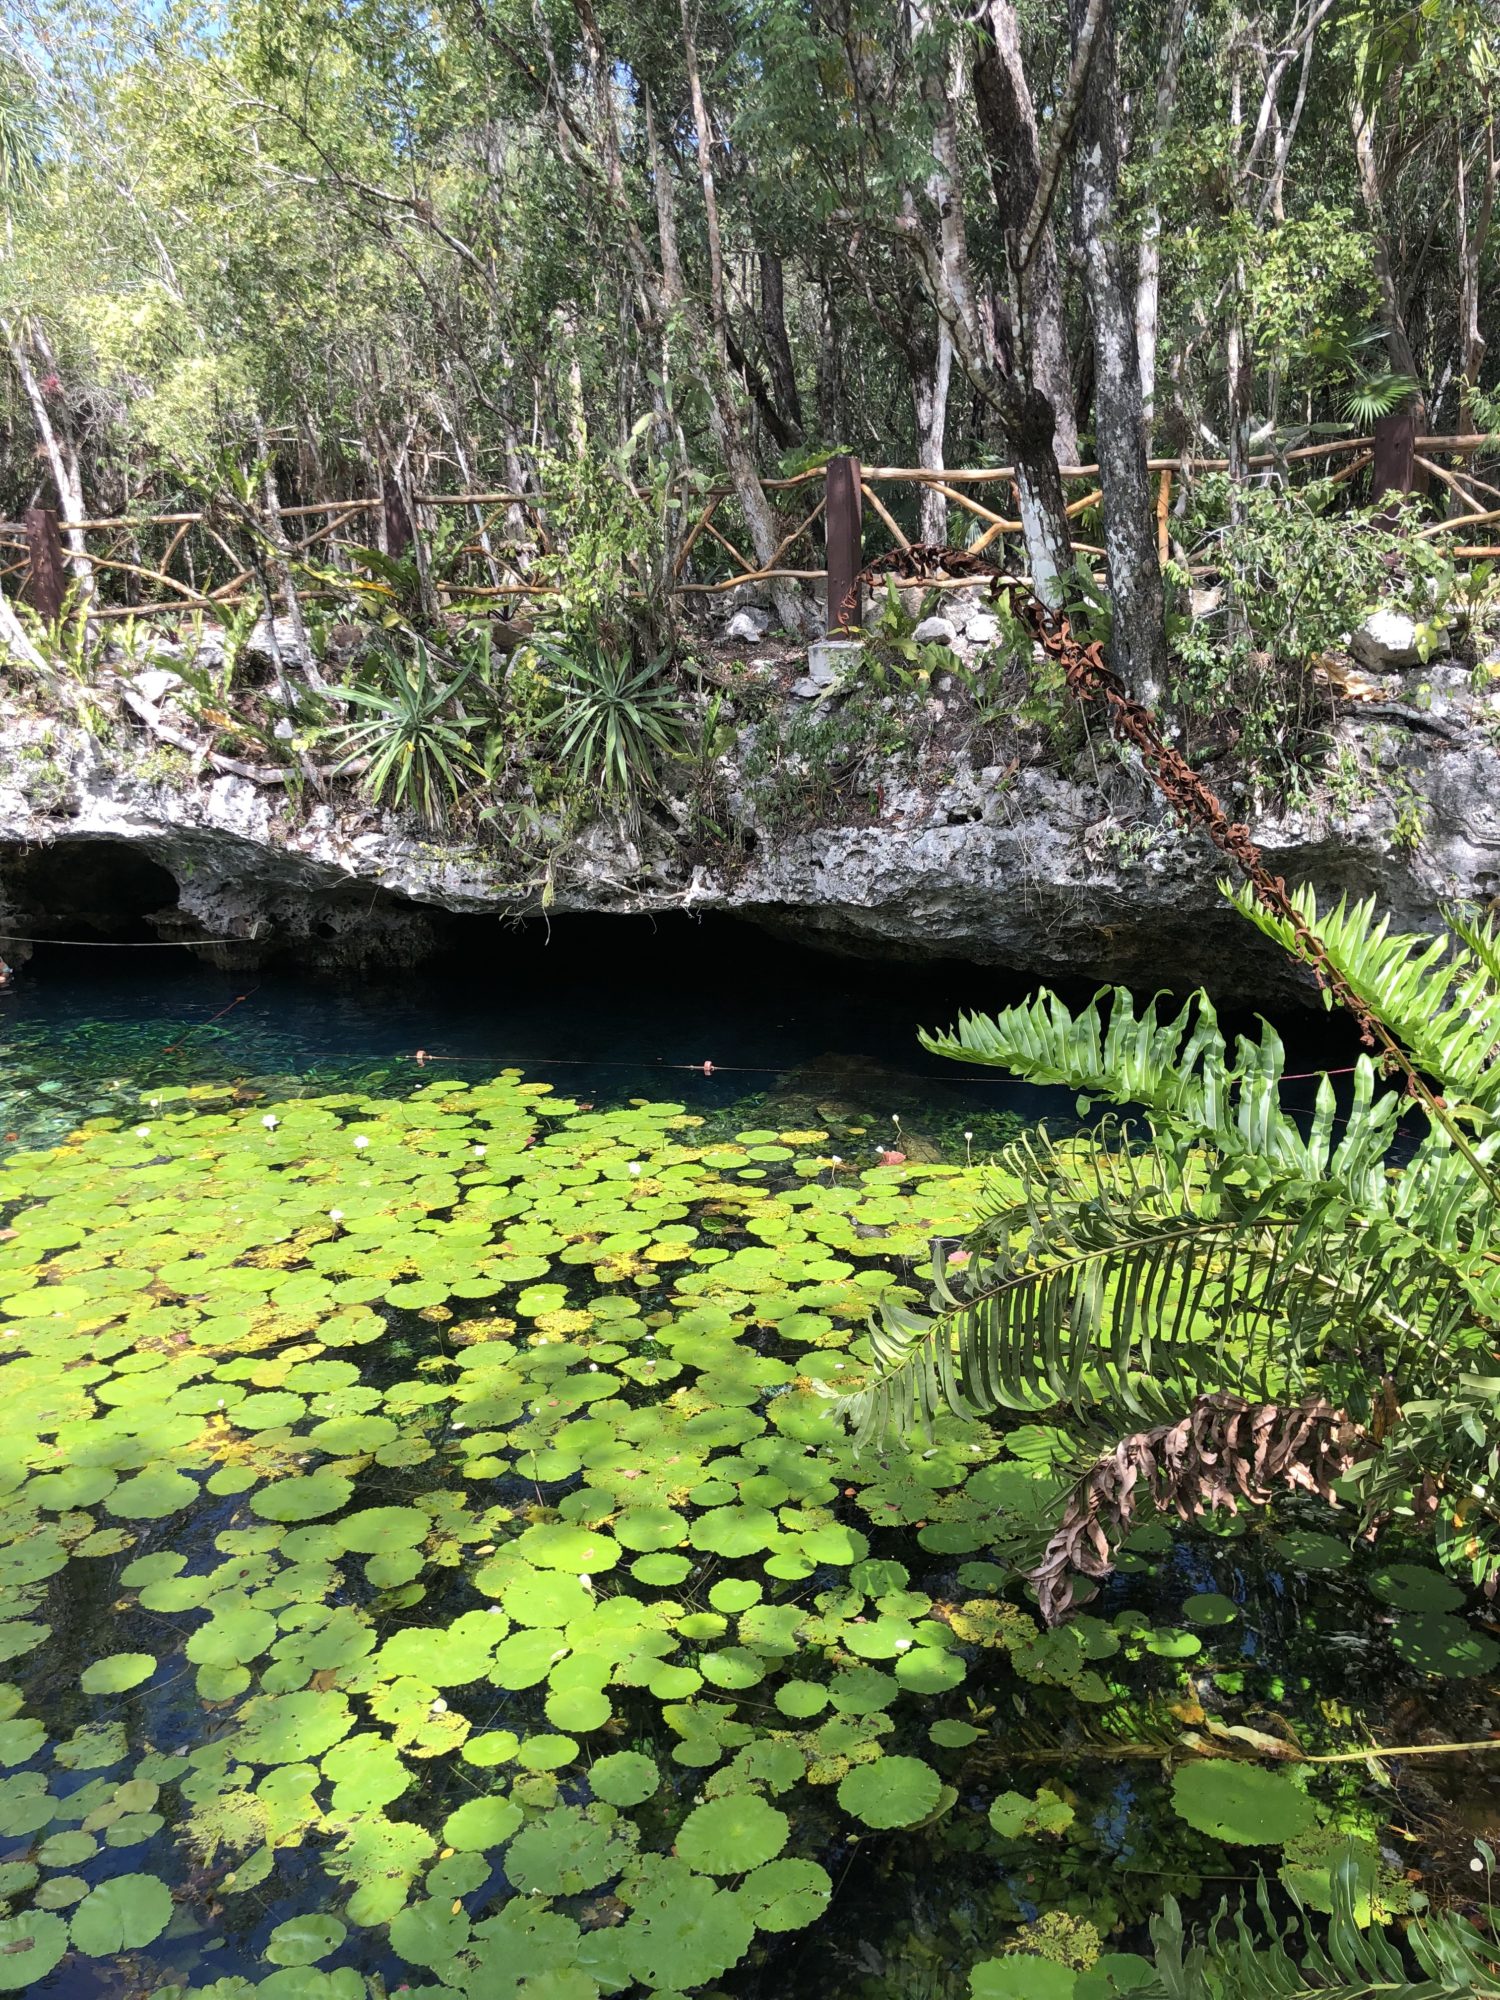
left=0, top=933, right=255, bottom=949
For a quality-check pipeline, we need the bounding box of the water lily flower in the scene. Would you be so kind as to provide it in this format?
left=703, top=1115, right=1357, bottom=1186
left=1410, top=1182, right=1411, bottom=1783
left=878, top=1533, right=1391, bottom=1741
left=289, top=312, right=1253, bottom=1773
left=472, top=1143, right=486, bottom=1158
left=579, top=1575, right=593, bottom=1593
left=329, top=1209, right=343, bottom=1224
left=430, top=1697, right=447, bottom=1714
left=262, top=1114, right=278, bottom=1130
left=135, top=1126, right=150, bottom=1139
left=353, top=1134, right=369, bottom=1149
left=628, top=1162, right=642, bottom=1177
left=894, top=1639, right=912, bottom=1651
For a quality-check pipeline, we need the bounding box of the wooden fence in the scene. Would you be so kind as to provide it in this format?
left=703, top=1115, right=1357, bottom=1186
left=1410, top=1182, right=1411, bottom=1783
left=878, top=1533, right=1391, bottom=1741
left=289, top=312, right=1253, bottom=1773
left=3, top=427, right=1498, bottom=630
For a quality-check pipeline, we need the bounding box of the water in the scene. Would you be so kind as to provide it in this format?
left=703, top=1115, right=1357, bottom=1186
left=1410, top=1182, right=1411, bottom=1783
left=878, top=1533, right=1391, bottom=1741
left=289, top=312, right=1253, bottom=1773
left=0, top=921, right=1486, bottom=2000
left=0, top=918, right=1080, bottom=1150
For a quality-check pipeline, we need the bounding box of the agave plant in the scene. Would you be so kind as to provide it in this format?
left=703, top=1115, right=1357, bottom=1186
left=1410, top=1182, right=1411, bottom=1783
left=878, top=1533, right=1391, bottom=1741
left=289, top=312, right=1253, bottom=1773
left=533, top=633, right=687, bottom=802
left=321, top=638, right=481, bottom=825
left=836, top=887, right=1500, bottom=1620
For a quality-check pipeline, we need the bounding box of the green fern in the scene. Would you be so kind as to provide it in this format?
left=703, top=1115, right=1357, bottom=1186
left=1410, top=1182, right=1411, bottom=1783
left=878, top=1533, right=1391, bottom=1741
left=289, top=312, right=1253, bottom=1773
left=1150, top=1851, right=1500, bottom=1998
left=838, top=890, right=1500, bottom=1598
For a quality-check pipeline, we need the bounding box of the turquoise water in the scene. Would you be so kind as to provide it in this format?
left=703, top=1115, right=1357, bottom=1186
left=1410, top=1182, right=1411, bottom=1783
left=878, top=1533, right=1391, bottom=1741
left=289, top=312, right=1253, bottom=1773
left=0, top=921, right=1073, bottom=1150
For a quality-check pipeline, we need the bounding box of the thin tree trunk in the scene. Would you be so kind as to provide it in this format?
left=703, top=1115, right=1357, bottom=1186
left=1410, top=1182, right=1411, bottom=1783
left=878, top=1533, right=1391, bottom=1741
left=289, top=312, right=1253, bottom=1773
left=3, top=321, right=92, bottom=601
left=912, top=324, right=953, bottom=544
left=677, top=2, right=804, bottom=627
left=973, top=0, right=1081, bottom=462
left=1457, top=110, right=1497, bottom=433
left=255, top=420, right=316, bottom=675
left=1351, top=97, right=1426, bottom=412
left=759, top=250, right=804, bottom=441
left=1070, top=0, right=1170, bottom=705
left=1134, top=0, right=1188, bottom=431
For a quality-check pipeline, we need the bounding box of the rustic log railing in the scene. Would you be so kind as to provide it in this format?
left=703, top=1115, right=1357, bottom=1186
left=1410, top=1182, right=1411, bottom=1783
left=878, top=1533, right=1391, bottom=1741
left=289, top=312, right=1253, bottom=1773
left=1, top=431, right=1497, bottom=626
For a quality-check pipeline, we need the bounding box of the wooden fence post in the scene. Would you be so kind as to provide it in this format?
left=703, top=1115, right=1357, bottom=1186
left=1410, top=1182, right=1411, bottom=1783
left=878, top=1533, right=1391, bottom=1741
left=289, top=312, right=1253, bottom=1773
left=382, top=470, right=414, bottom=558
left=825, top=454, right=863, bottom=635
left=1371, top=410, right=1421, bottom=507
left=23, top=508, right=67, bottom=625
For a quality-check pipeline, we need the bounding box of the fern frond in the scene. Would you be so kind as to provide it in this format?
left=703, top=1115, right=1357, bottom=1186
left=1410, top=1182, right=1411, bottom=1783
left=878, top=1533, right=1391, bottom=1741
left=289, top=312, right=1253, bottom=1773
left=919, top=988, right=1402, bottom=1199
left=1151, top=1852, right=1500, bottom=1999
left=835, top=1123, right=1482, bottom=1451
left=1229, top=886, right=1500, bottom=1122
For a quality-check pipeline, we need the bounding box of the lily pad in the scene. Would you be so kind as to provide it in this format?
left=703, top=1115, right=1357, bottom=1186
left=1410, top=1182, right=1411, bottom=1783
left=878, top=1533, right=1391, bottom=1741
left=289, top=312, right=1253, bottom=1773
left=836, top=1754, right=942, bottom=1829
left=1170, top=1761, right=1316, bottom=1846
left=69, top=1872, right=174, bottom=1953
left=675, top=1794, right=789, bottom=1874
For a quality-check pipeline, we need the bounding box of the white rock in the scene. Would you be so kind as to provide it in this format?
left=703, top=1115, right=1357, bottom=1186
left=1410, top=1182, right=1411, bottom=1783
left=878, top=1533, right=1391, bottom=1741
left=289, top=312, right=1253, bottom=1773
left=965, top=613, right=1000, bottom=645
left=725, top=608, right=771, bottom=642
left=1349, top=608, right=1447, bottom=670
left=131, top=669, right=183, bottom=708
left=912, top=615, right=957, bottom=646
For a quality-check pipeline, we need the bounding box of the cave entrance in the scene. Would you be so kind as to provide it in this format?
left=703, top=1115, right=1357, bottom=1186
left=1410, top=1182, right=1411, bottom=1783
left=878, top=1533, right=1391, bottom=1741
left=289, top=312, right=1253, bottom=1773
left=0, top=840, right=181, bottom=946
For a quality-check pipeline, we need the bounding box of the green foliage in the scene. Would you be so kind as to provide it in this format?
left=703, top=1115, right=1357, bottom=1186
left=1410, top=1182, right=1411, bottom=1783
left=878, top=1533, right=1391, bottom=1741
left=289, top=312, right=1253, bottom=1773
left=838, top=888, right=1500, bottom=1599
left=531, top=634, right=687, bottom=803
left=321, top=639, right=482, bottom=825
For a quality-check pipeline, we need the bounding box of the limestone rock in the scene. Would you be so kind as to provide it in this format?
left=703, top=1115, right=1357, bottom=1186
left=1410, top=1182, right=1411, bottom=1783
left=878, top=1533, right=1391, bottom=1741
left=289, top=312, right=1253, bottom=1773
left=725, top=608, right=772, bottom=642
left=912, top=616, right=958, bottom=647
left=965, top=612, right=1001, bottom=646
left=131, top=669, right=183, bottom=708
left=1349, top=608, right=1447, bottom=670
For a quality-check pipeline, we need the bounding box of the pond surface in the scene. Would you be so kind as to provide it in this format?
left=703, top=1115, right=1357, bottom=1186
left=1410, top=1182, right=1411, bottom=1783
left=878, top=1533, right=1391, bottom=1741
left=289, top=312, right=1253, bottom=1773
left=0, top=925, right=1493, bottom=2000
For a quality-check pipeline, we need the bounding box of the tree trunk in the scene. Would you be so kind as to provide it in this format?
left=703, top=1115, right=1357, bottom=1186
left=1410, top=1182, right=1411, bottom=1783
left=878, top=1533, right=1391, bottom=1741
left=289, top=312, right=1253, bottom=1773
left=759, top=250, right=804, bottom=440
left=972, top=0, right=1080, bottom=462
left=1133, top=0, right=1188, bottom=431
left=1456, top=113, right=1497, bottom=433
left=1351, top=98, right=1426, bottom=414
left=672, top=10, right=801, bottom=627
left=1069, top=0, right=1170, bottom=706
left=3, top=321, right=92, bottom=601
left=912, top=322, right=953, bottom=545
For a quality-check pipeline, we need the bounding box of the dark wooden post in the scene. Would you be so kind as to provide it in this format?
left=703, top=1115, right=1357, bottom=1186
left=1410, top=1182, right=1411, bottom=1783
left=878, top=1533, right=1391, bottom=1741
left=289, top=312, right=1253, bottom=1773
left=825, top=454, right=863, bottom=635
left=382, top=470, right=414, bottom=557
left=1370, top=410, right=1417, bottom=502
left=23, top=507, right=66, bottom=624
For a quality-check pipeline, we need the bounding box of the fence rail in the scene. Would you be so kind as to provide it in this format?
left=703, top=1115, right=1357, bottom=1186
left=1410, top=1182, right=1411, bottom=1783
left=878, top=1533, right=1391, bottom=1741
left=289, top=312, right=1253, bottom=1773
left=3, top=428, right=1498, bottom=629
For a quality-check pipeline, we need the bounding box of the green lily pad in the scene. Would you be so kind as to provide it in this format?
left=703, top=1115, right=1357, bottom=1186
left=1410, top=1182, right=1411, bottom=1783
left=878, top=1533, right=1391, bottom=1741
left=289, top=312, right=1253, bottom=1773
left=505, top=1804, right=637, bottom=1895
left=1390, top=1611, right=1500, bottom=1677
left=266, top=1915, right=349, bottom=1966
left=675, top=1794, right=789, bottom=1874
left=77, top=1651, right=154, bottom=1697
left=69, top=1871, right=174, bottom=1953
left=0, top=1910, right=67, bottom=1989
left=589, top=1751, right=658, bottom=1807
left=1170, top=1761, right=1316, bottom=1846
left=837, top=1754, right=943, bottom=1829
left=442, top=1794, right=523, bottom=1850
left=252, top=1472, right=354, bottom=1523
left=1370, top=1564, right=1466, bottom=1613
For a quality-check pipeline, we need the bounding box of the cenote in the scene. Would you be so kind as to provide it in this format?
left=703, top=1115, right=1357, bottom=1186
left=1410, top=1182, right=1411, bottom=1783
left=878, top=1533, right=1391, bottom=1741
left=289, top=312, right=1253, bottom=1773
left=0, top=917, right=1495, bottom=2000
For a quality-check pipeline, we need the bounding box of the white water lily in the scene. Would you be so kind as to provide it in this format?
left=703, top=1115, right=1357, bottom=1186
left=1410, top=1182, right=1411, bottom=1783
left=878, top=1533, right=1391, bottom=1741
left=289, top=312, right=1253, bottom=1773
left=628, top=1162, right=642, bottom=1176
left=329, top=1209, right=343, bottom=1223
left=353, top=1134, right=369, bottom=1149
left=472, top=1143, right=486, bottom=1157
left=262, top=1114, right=278, bottom=1130
left=430, top=1697, right=447, bottom=1714
left=135, top=1125, right=150, bottom=1139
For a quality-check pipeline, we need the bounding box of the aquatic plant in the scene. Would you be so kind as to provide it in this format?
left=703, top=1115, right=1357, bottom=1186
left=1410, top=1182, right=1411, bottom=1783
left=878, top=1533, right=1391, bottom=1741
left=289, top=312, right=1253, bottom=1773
left=0, top=1051, right=1496, bottom=1995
